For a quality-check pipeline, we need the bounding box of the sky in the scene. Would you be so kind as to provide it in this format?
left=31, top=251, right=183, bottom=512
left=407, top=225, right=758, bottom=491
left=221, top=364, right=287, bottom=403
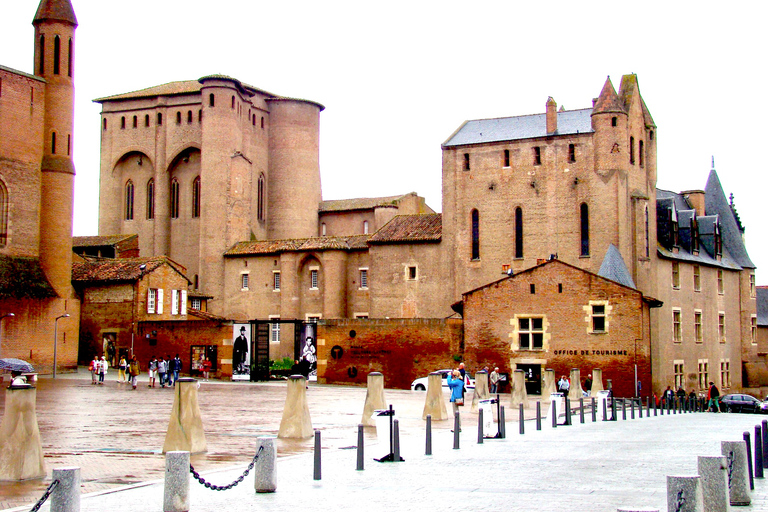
left=2, top=1, right=767, bottom=282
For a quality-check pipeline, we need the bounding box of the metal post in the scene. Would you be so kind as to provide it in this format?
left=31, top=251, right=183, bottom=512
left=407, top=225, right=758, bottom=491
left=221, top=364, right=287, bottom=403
left=519, top=403, right=524, bottom=435
left=622, top=399, right=626, bottom=420
left=602, top=398, right=607, bottom=422
left=611, top=397, right=617, bottom=421
left=591, top=397, right=596, bottom=422
left=499, top=406, right=506, bottom=438
left=536, top=401, right=541, bottom=430
left=630, top=399, right=635, bottom=419
left=744, top=431, right=754, bottom=490
left=755, top=426, right=764, bottom=479
left=478, top=408, right=484, bottom=444
left=763, top=420, right=768, bottom=469
left=393, top=419, right=401, bottom=462
left=425, top=415, right=432, bottom=456
left=453, top=412, right=460, bottom=450
left=552, top=399, right=557, bottom=428
left=565, top=397, right=571, bottom=426
left=313, top=430, right=321, bottom=480
left=580, top=398, right=585, bottom=423
left=356, top=424, right=364, bottom=471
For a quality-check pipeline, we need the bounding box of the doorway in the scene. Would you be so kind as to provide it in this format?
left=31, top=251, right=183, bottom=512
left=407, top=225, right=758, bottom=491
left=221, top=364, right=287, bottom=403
left=517, top=364, right=542, bottom=395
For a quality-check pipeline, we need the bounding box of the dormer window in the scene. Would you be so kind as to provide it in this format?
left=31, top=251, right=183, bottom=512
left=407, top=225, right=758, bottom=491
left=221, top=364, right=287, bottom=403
left=714, top=224, right=722, bottom=256
left=691, top=218, right=700, bottom=253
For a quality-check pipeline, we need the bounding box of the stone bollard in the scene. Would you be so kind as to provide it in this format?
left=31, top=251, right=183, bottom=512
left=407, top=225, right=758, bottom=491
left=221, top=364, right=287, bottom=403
left=667, top=475, right=704, bottom=512
left=51, top=466, right=80, bottom=512
left=697, top=456, right=728, bottom=512
left=254, top=437, right=277, bottom=493
left=591, top=368, right=604, bottom=397
left=163, top=378, right=206, bottom=454
left=542, top=369, right=556, bottom=406
left=721, top=440, right=750, bottom=506
left=568, top=368, right=583, bottom=401
left=163, top=451, right=189, bottom=512
left=472, top=371, right=490, bottom=411
left=0, top=384, right=45, bottom=480
left=422, top=372, right=449, bottom=421
left=510, top=369, right=528, bottom=409
left=278, top=375, right=313, bottom=438
left=361, top=372, right=387, bottom=427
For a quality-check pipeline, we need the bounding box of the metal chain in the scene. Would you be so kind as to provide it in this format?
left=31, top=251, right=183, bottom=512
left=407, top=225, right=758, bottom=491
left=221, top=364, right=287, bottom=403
left=29, top=480, right=59, bottom=512
left=190, top=445, right=264, bottom=491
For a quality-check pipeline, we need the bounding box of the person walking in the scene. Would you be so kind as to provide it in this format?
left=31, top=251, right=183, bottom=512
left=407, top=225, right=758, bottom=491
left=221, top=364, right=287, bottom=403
left=708, top=382, right=720, bottom=412
left=117, top=356, right=127, bottom=384
left=148, top=357, right=158, bottom=388
left=89, top=356, right=98, bottom=385
left=128, top=357, right=140, bottom=390
left=490, top=367, right=500, bottom=393
left=98, top=356, right=108, bottom=385
left=172, top=354, right=182, bottom=383
left=158, top=357, right=168, bottom=388
left=202, top=357, right=211, bottom=381
left=447, top=370, right=465, bottom=416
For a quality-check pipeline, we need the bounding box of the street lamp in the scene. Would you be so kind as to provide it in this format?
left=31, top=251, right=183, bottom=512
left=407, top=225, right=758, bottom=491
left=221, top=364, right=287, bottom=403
left=53, top=313, right=70, bottom=379
left=0, top=313, right=14, bottom=358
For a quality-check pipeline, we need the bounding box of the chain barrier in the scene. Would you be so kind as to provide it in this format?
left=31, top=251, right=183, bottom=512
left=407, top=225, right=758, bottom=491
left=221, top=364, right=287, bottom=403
left=29, top=479, right=59, bottom=512
left=190, top=445, right=264, bottom=491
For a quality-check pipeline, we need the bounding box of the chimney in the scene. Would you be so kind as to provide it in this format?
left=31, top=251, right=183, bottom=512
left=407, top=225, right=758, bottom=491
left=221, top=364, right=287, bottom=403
left=546, top=97, right=557, bottom=135
left=682, top=190, right=706, bottom=216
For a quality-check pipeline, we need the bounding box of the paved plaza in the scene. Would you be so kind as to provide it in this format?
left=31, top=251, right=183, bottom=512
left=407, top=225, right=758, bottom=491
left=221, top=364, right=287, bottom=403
left=3, top=371, right=768, bottom=511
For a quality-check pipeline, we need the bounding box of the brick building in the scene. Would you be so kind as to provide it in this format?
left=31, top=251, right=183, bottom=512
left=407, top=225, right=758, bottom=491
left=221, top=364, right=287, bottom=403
left=0, top=0, right=81, bottom=374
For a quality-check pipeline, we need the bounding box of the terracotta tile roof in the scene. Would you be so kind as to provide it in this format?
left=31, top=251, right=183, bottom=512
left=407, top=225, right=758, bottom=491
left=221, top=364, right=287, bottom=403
left=73, top=234, right=137, bottom=248
left=0, top=255, right=57, bottom=299
left=72, top=257, right=189, bottom=283
left=188, top=309, right=227, bottom=322
left=319, top=194, right=414, bottom=213
left=592, top=77, right=625, bottom=115
left=225, top=235, right=370, bottom=256
left=368, top=214, right=442, bottom=244
left=94, top=81, right=203, bottom=102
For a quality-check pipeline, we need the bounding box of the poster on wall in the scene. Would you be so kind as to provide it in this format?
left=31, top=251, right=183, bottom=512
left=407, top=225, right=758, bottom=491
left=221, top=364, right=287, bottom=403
left=300, top=323, right=317, bottom=380
left=232, top=324, right=251, bottom=381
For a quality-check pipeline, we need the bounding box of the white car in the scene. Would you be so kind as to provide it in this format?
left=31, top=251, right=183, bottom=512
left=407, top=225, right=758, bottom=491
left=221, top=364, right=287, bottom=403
left=410, top=369, right=475, bottom=391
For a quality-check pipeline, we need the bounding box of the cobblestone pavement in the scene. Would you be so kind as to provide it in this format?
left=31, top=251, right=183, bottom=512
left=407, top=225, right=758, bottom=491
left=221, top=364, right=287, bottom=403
left=4, top=371, right=768, bottom=511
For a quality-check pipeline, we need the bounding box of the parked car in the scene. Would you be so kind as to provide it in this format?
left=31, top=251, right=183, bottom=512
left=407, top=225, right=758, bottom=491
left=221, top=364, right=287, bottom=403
left=720, top=393, right=765, bottom=413
left=410, top=369, right=475, bottom=391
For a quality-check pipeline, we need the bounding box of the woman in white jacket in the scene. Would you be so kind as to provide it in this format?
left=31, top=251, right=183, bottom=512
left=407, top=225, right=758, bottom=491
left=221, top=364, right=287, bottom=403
left=98, top=356, right=108, bottom=385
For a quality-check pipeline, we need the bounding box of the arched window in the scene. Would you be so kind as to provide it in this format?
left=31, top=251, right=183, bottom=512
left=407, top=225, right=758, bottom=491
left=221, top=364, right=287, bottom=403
left=209, top=93, right=215, bottom=107
left=187, top=110, right=192, bottom=123
left=363, top=220, right=369, bottom=234
left=67, top=38, right=73, bottom=77
left=514, top=207, right=523, bottom=258
left=144, top=114, right=150, bottom=127
left=176, top=112, right=181, bottom=124
left=51, top=132, right=56, bottom=154
left=0, top=180, right=8, bottom=245
left=53, top=36, right=60, bottom=75
left=231, top=96, right=235, bottom=109
left=257, top=173, right=265, bottom=221
left=103, top=118, right=107, bottom=131
left=644, top=205, right=649, bottom=258
left=39, top=35, right=45, bottom=74
left=125, top=180, right=134, bottom=220
left=132, top=116, right=137, bottom=128
left=198, top=110, right=202, bottom=122
left=146, top=179, right=155, bottom=219
left=192, top=176, right=201, bottom=218
left=471, top=209, right=480, bottom=260
left=629, top=136, right=635, bottom=164
left=580, top=203, right=590, bottom=256
left=639, top=140, right=644, bottom=167
left=157, top=113, right=162, bottom=125
left=170, top=179, right=180, bottom=219
left=121, top=116, right=125, bottom=129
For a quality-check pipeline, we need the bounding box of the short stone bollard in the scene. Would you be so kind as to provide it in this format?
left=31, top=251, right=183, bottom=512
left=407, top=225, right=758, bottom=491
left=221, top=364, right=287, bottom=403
left=0, top=384, right=46, bottom=480
left=164, top=451, right=190, bottom=512
left=667, top=475, right=704, bottom=512
left=278, top=376, right=313, bottom=438
left=51, top=466, right=80, bottom=512
left=254, top=437, right=277, bottom=492
left=542, top=369, right=556, bottom=405
left=361, top=372, right=387, bottom=427
left=163, top=378, right=206, bottom=454
left=510, top=369, right=528, bottom=409
left=568, top=368, right=583, bottom=401
left=697, top=456, right=728, bottom=512
left=422, top=373, right=449, bottom=421
left=472, top=371, right=490, bottom=411
left=590, top=368, right=604, bottom=396
left=721, top=440, right=750, bottom=505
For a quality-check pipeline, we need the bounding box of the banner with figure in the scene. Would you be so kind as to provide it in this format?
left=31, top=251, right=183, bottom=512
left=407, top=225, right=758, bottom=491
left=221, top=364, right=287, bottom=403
left=232, top=324, right=251, bottom=381
left=299, top=323, right=317, bottom=380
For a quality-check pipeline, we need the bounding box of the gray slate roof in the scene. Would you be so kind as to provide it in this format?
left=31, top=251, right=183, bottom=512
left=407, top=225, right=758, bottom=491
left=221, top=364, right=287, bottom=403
left=598, top=244, right=636, bottom=289
left=705, top=169, right=754, bottom=268
left=442, top=108, right=593, bottom=147
left=758, top=287, right=768, bottom=327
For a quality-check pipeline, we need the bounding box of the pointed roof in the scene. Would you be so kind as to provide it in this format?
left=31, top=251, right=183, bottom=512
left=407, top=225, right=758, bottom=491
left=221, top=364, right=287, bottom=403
left=598, top=244, right=636, bottom=289
left=33, top=0, right=78, bottom=26
left=705, top=168, right=755, bottom=268
left=592, top=77, right=625, bottom=115
left=618, top=74, right=655, bottom=127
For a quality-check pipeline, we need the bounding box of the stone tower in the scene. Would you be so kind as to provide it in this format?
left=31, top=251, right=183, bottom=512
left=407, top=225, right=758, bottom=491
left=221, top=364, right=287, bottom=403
left=33, top=0, right=77, bottom=298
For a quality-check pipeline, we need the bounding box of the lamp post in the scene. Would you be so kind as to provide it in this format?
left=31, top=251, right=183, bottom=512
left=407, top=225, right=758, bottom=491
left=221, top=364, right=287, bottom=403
left=53, top=313, right=70, bottom=379
left=0, top=313, right=15, bottom=359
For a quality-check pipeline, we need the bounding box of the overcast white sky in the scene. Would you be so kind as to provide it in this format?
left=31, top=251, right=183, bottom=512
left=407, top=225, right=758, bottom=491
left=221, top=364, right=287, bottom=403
left=3, top=1, right=767, bottom=282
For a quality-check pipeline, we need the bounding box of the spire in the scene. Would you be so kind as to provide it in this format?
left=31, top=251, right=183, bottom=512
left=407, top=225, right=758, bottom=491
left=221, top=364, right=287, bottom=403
left=591, top=76, right=624, bottom=115
left=33, top=0, right=78, bottom=26
left=711, top=156, right=715, bottom=170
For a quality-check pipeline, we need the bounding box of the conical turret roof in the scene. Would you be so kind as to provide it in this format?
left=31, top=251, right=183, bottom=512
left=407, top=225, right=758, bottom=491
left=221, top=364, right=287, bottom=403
left=591, top=77, right=625, bottom=115
left=33, top=0, right=78, bottom=26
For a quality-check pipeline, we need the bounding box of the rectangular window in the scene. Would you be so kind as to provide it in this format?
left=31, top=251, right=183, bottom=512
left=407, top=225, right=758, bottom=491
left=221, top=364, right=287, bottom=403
left=354, top=313, right=369, bottom=319
left=171, top=289, right=179, bottom=315
left=698, top=359, right=708, bottom=390
left=359, top=269, right=368, bottom=289
left=672, top=262, right=680, bottom=289
left=533, top=146, right=541, bottom=165
left=673, top=361, right=684, bottom=390
left=503, top=149, right=510, bottom=168
left=310, top=269, right=318, bottom=289
left=463, top=153, right=470, bottom=171
left=591, top=304, right=606, bottom=332
left=717, top=269, right=724, bottom=295
left=750, top=273, right=756, bottom=298
left=273, top=271, right=281, bottom=291
left=568, top=143, right=575, bottom=163
left=752, top=315, right=758, bottom=344
left=694, top=310, right=702, bottom=343
left=407, top=266, right=417, bottom=280
left=672, top=309, right=682, bottom=342
left=191, top=298, right=201, bottom=310
left=241, top=273, right=249, bottom=290
left=147, top=288, right=157, bottom=314
left=720, top=360, right=730, bottom=389
left=693, top=265, right=701, bottom=292
left=270, top=319, right=280, bottom=343
left=518, top=317, right=544, bottom=350
left=718, top=312, right=725, bottom=343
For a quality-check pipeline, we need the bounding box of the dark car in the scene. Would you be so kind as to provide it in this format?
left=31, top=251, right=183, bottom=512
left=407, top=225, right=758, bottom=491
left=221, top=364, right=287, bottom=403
left=720, top=393, right=763, bottom=413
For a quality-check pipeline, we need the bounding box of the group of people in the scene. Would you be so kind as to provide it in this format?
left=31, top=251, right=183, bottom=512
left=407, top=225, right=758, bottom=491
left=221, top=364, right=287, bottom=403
left=90, top=355, right=140, bottom=389
left=146, top=355, right=183, bottom=388
left=659, top=382, right=720, bottom=412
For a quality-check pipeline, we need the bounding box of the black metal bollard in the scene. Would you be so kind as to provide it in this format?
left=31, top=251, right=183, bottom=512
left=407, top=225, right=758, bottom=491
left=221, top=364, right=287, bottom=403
left=519, top=403, right=524, bottom=435
left=393, top=420, right=401, bottom=462
left=499, top=405, right=506, bottom=439
left=565, top=398, right=571, bottom=426
left=611, top=397, right=617, bottom=421
left=313, top=430, right=321, bottom=480
left=638, top=397, right=642, bottom=418
left=653, top=396, right=657, bottom=416
left=602, top=398, right=608, bottom=422
left=579, top=398, right=585, bottom=423
left=763, top=420, right=768, bottom=469
left=552, top=400, right=558, bottom=428
left=745, top=431, right=755, bottom=490
left=356, top=424, right=364, bottom=471
left=622, top=399, right=626, bottom=420
left=453, top=412, right=460, bottom=450
left=630, top=399, right=635, bottom=419
left=591, top=397, right=596, bottom=422
left=425, top=415, right=432, bottom=456
left=536, top=401, right=542, bottom=431
left=477, top=408, right=484, bottom=444
left=756, top=426, right=764, bottom=479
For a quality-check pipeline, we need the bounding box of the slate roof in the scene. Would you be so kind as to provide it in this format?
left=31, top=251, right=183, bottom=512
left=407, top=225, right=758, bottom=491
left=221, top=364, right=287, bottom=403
left=33, top=0, right=78, bottom=26
left=73, top=234, right=137, bottom=248
left=0, top=255, right=57, bottom=299
left=72, top=257, right=189, bottom=284
left=598, top=244, right=636, bottom=289
left=442, top=108, right=593, bottom=147
left=319, top=194, right=414, bottom=213
left=225, top=236, right=370, bottom=256
left=758, top=287, right=768, bottom=327
left=705, top=169, right=754, bottom=268
left=368, top=214, right=442, bottom=244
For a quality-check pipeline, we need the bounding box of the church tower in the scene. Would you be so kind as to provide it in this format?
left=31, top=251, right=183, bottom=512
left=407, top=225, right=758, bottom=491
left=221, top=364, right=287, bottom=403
left=33, top=0, right=78, bottom=297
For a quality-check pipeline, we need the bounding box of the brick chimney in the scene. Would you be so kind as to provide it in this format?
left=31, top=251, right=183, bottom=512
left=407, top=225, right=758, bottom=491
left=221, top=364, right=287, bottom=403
left=683, top=190, right=706, bottom=216
left=546, top=97, right=557, bottom=135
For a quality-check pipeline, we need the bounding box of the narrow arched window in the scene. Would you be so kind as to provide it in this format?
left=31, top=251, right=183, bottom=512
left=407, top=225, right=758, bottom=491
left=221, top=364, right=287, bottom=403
left=471, top=209, right=480, bottom=260
left=103, top=118, right=107, bottom=131
left=257, top=173, right=265, bottom=221
left=176, top=112, right=181, bottom=124
left=146, top=179, right=155, bottom=219
left=363, top=220, right=369, bottom=234
left=144, top=114, right=150, bottom=127
left=198, top=110, right=202, bottom=122
left=629, top=136, right=635, bottom=164
left=125, top=180, right=134, bottom=220
left=514, top=207, right=523, bottom=259
left=53, top=36, right=60, bottom=75
left=187, top=110, right=192, bottom=123
left=67, top=38, right=73, bottom=77
left=644, top=205, right=649, bottom=258
left=170, top=179, right=180, bottom=219
left=39, top=35, right=45, bottom=74
left=0, top=180, right=9, bottom=245
left=132, top=116, right=137, bottom=128
left=231, top=96, right=235, bottom=109
left=639, top=140, right=644, bottom=167
left=121, top=116, right=125, bottom=129
left=209, top=93, right=215, bottom=107
left=192, top=176, right=201, bottom=218
left=261, top=117, right=264, bottom=129
left=157, top=113, right=162, bottom=125
left=51, top=132, right=56, bottom=154
left=580, top=203, right=590, bottom=256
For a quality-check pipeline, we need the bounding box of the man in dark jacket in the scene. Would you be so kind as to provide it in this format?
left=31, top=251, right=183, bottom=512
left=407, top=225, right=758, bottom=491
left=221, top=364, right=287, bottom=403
left=708, top=382, right=720, bottom=412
